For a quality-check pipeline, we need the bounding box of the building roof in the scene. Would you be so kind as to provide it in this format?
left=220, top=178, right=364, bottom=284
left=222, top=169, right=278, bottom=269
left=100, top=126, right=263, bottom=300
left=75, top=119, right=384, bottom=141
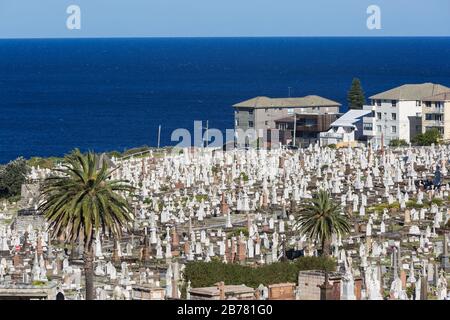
left=330, top=109, right=372, bottom=128
left=422, top=91, right=450, bottom=102
left=233, top=95, right=341, bottom=109
left=369, top=83, right=450, bottom=101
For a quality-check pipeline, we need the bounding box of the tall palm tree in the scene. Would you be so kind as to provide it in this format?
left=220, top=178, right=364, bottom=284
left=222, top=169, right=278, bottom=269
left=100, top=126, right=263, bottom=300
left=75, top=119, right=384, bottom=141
left=295, top=190, right=350, bottom=256
left=39, top=149, right=134, bottom=300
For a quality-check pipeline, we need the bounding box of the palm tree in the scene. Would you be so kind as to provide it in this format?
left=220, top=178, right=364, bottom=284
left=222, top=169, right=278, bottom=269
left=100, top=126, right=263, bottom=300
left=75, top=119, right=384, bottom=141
left=295, top=190, right=350, bottom=256
left=39, top=149, right=134, bottom=300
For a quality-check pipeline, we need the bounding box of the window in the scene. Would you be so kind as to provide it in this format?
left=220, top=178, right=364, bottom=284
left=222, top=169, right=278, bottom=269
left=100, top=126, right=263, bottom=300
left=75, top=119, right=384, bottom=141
left=376, top=100, right=381, bottom=106
left=391, top=100, right=397, bottom=107
left=425, top=102, right=432, bottom=108
left=377, top=112, right=382, bottom=120
left=436, top=102, right=443, bottom=108
left=287, top=108, right=294, bottom=115
left=377, top=125, right=382, bottom=132
left=249, top=109, right=254, bottom=115
left=391, top=126, right=397, bottom=133
left=265, top=108, right=268, bottom=113
left=416, top=100, right=422, bottom=106
left=391, top=113, right=397, bottom=120
left=363, top=123, right=373, bottom=131
left=265, top=121, right=268, bottom=125
left=425, top=113, right=443, bottom=121
left=249, top=121, right=254, bottom=128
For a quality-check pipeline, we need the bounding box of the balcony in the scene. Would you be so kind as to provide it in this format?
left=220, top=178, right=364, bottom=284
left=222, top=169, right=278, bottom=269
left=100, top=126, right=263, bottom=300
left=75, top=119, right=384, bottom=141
left=424, top=119, right=444, bottom=127
left=296, top=124, right=319, bottom=132
left=319, top=132, right=343, bottom=139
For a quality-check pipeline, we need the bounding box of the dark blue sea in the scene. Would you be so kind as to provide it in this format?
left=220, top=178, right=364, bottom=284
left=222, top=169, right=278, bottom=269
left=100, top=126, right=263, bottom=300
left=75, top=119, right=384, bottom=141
left=1, top=37, right=450, bottom=163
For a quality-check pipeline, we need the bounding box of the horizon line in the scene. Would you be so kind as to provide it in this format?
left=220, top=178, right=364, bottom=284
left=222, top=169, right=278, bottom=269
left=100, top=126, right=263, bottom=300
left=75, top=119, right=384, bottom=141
left=1, top=35, right=450, bottom=41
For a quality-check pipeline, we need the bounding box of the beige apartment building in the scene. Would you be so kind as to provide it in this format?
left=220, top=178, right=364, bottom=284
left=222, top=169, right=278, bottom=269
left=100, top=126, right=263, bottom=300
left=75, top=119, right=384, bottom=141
left=232, top=95, right=341, bottom=146
left=421, top=92, right=450, bottom=140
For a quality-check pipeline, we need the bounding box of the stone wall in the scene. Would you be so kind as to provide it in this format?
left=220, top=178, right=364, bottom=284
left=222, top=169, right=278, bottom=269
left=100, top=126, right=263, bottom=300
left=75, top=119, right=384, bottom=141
left=297, top=271, right=342, bottom=300
left=13, top=215, right=46, bottom=233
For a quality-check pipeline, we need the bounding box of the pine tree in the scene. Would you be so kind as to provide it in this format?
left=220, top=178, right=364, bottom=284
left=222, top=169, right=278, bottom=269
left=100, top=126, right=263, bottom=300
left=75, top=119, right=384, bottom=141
left=347, top=78, right=366, bottom=109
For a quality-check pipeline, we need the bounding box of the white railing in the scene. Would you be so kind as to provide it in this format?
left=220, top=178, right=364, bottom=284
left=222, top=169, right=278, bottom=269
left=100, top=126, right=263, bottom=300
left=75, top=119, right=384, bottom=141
left=319, top=132, right=343, bottom=139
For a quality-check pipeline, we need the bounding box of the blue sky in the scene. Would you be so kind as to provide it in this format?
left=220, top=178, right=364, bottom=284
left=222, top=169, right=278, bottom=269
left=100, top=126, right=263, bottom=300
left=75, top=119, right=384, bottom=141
left=0, top=0, right=449, bottom=38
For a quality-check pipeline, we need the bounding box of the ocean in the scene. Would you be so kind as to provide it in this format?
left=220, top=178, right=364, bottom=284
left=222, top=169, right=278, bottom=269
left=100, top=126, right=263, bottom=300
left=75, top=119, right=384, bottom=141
left=1, top=37, right=450, bottom=163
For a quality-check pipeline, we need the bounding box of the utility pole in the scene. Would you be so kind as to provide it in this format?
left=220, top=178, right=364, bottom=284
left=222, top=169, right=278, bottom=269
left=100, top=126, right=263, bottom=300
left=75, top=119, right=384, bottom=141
left=206, top=120, right=209, bottom=148
left=157, top=125, right=161, bottom=149
left=292, top=114, right=297, bottom=147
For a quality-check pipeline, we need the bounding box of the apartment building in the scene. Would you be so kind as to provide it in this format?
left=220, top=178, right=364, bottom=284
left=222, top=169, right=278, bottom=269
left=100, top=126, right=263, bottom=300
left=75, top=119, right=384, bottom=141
left=363, top=83, right=450, bottom=146
left=422, top=92, right=450, bottom=140
left=232, top=95, right=341, bottom=146
left=275, top=112, right=340, bottom=147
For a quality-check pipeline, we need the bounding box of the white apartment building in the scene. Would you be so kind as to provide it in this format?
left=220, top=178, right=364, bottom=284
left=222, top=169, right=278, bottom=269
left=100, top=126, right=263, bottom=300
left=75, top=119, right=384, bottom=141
left=363, top=83, right=450, bottom=147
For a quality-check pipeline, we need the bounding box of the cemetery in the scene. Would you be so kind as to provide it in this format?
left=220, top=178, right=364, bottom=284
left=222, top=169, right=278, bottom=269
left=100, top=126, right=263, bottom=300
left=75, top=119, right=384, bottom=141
left=0, top=143, right=449, bottom=300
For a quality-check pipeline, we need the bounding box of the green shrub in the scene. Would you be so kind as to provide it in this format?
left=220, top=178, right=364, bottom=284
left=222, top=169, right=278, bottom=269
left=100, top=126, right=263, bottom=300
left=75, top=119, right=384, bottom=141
left=27, top=156, right=62, bottom=169
left=430, top=198, right=444, bottom=206
left=240, top=172, right=249, bottom=182
left=183, top=256, right=336, bottom=289
left=412, top=128, right=441, bottom=146
left=389, top=139, right=408, bottom=147
left=0, top=157, right=29, bottom=199
left=122, top=145, right=150, bottom=156
left=195, top=194, right=208, bottom=202
left=406, top=200, right=424, bottom=209
left=226, top=227, right=249, bottom=238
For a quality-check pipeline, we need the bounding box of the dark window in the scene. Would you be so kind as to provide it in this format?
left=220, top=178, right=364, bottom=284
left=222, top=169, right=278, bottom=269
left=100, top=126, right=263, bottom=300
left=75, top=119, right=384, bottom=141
left=249, top=121, right=254, bottom=128
left=391, top=100, right=397, bottom=107
left=416, top=100, right=422, bottom=106
left=391, top=113, right=397, bottom=120
left=376, top=100, right=381, bottom=106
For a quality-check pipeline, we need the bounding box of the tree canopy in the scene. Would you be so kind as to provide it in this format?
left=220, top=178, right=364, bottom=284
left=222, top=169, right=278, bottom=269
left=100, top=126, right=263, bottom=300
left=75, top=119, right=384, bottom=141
left=347, top=78, right=366, bottom=109
left=412, top=128, right=441, bottom=146
left=0, top=157, right=29, bottom=199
